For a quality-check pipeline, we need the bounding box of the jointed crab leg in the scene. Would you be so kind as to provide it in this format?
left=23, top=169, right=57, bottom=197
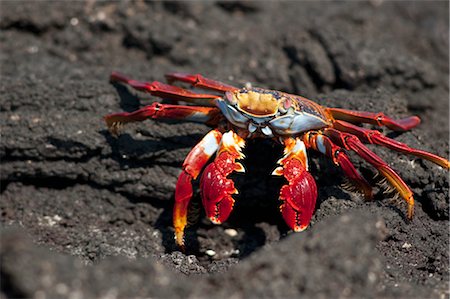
left=303, top=132, right=373, bottom=199
left=333, top=120, right=450, bottom=169
left=174, top=129, right=223, bottom=249
left=272, top=138, right=317, bottom=231
left=165, top=72, right=239, bottom=93
left=324, top=128, right=415, bottom=218
left=326, top=108, right=420, bottom=131
left=200, top=131, right=246, bottom=224
left=104, top=103, right=221, bottom=136
left=110, top=72, right=221, bottom=104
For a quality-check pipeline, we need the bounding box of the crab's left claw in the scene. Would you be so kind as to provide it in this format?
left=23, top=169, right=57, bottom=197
left=273, top=138, right=317, bottom=231
left=200, top=131, right=245, bottom=224
left=173, top=130, right=223, bottom=249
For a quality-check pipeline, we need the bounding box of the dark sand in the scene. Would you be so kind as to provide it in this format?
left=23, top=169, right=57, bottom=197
left=1, top=2, right=448, bottom=298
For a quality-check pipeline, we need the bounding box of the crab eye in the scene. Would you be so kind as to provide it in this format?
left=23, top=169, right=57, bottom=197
left=225, top=91, right=238, bottom=105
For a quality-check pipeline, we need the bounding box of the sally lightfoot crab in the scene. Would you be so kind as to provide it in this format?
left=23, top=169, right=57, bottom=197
left=105, top=71, right=449, bottom=249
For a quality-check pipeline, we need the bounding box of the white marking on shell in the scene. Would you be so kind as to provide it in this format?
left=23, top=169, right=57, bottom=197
left=269, top=113, right=327, bottom=135
left=261, top=126, right=273, bottom=137
left=269, top=115, right=292, bottom=130
left=203, top=131, right=220, bottom=156
left=316, top=135, right=326, bottom=155
left=291, top=113, right=326, bottom=132
left=248, top=123, right=257, bottom=133
left=217, top=100, right=248, bottom=128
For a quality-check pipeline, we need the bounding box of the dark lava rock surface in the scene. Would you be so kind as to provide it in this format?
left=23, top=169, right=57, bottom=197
left=1, top=1, right=448, bottom=298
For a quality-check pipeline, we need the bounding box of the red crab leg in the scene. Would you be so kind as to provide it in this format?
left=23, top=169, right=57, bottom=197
left=333, top=120, right=450, bottom=169
left=324, top=128, right=415, bottom=219
left=110, top=72, right=221, bottom=103
left=303, top=132, right=373, bottom=199
left=104, top=103, right=221, bottom=136
left=165, top=72, right=239, bottom=93
left=272, top=138, right=317, bottom=232
left=326, top=108, right=420, bottom=131
left=173, top=129, right=223, bottom=249
left=200, top=131, right=245, bottom=224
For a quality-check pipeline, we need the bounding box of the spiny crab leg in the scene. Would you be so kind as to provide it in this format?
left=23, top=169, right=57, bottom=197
left=272, top=138, right=317, bottom=232
left=110, top=71, right=221, bottom=103
left=104, top=103, right=221, bottom=136
left=324, top=128, right=415, bottom=219
left=333, top=120, right=450, bottom=169
left=303, top=132, right=373, bottom=199
left=165, top=72, right=239, bottom=93
left=200, top=131, right=246, bottom=224
left=326, top=108, right=421, bottom=131
left=173, top=129, right=223, bottom=249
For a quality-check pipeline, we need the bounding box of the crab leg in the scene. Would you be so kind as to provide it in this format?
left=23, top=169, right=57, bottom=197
left=324, top=128, right=415, bottom=218
left=110, top=72, right=221, bottom=104
left=333, top=120, right=450, bottom=169
left=104, top=103, right=221, bottom=136
left=303, top=132, right=373, bottom=199
left=200, top=131, right=245, bottom=224
left=173, top=130, right=223, bottom=249
left=326, top=108, right=420, bottom=131
left=165, top=72, right=239, bottom=93
left=272, top=138, right=317, bottom=231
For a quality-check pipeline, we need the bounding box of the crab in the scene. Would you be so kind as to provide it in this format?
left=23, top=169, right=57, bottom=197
left=104, top=71, right=449, bottom=249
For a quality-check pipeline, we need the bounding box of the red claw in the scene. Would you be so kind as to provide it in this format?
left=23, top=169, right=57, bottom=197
left=200, top=131, right=245, bottom=224
left=200, top=152, right=238, bottom=223
left=172, top=130, right=223, bottom=248
left=279, top=159, right=318, bottom=231
left=274, top=138, right=317, bottom=231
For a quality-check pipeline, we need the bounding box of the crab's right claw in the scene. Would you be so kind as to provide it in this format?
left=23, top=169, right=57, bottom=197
left=200, top=131, right=245, bottom=224
left=273, top=138, right=318, bottom=231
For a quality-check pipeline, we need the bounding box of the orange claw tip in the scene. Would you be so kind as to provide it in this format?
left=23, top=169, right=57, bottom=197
left=209, top=217, right=222, bottom=225
left=271, top=166, right=284, bottom=176
left=442, top=159, right=450, bottom=169
left=293, top=224, right=308, bottom=232
left=234, top=162, right=246, bottom=173
left=407, top=201, right=415, bottom=220
left=174, top=230, right=186, bottom=251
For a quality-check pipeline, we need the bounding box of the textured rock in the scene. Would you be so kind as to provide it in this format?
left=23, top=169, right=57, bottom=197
left=1, top=1, right=448, bottom=298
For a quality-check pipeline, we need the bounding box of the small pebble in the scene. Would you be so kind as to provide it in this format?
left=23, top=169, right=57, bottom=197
left=402, top=242, right=412, bottom=249
left=205, top=249, right=216, bottom=257
left=224, top=228, right=238, bottom=237
left=70, top=18, right=79, bottom=26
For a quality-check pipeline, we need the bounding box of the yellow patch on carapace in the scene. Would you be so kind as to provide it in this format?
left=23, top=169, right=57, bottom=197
left=234, top=91, right=279, bottom=116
